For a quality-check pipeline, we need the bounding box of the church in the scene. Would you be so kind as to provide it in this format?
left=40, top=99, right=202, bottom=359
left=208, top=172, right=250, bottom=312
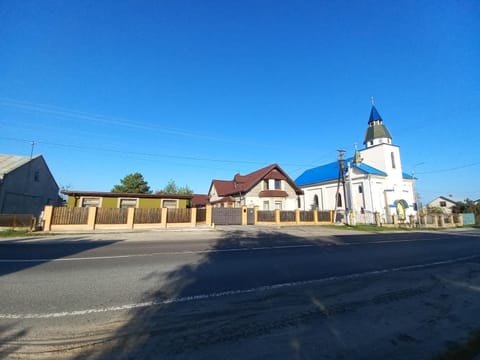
left=295, top=104, right=417, bottom=224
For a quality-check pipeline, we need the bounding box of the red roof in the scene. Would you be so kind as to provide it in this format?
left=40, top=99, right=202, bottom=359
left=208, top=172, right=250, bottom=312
left=210, top=164, right=303, bottom=197
left=258, top=190, right=289, bottom=197
left=191, top=194, right=209, bottom=207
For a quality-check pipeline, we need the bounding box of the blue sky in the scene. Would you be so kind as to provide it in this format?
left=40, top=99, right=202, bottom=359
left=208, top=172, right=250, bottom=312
left=1, top=0, right=479, bottom=203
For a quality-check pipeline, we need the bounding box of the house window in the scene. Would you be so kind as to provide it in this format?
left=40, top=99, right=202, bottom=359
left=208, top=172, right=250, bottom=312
left=313, top=195, right=319, bottom=210
left=263, top=201, right=269, bottom=211
left=274, top=180, right=281, bottom=190
left=119, top=198, right=137, bottom=208
left=162, top=199, right=178, bottom=208
left=274, top=201, right=282, bottom=210
left=82, top=197, right=100, bottom=207
left=358, top=185, right=363, bottom=194
left=391, top=152, right=396, bottom=169
left=264, top=180, right=269, bottom=190
left=439, top=201, right=447, bottom=207
left=34, top=171, right=40, bottom=182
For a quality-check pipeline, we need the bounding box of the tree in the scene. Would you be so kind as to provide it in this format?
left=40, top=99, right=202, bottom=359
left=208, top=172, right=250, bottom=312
left=111, top=173, right=152, bottom=194
left=158, top=180, right=193, bottom=195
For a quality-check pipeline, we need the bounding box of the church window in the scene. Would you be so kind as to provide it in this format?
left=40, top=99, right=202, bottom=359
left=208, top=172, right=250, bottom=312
left=358, top=185, right=363, bottom=194
left=313, top=195, right=319, bottom=210
left=391, top=152, right=396, bottom=169
left=336, top=193, right=342, bottom=207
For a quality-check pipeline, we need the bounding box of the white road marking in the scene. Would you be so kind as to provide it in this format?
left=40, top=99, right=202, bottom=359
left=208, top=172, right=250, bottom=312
left=0, top=237, right=455, bottom=263
left=1, top=254, right=478, bottom=319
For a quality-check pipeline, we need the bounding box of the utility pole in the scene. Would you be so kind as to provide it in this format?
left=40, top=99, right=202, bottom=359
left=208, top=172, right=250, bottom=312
left=333, top=149, right=348, bottom=224
left=30, top=141, right=37, bottom=159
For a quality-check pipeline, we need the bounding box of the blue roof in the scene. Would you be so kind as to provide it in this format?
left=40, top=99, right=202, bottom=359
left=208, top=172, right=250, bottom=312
left=355, top=163, right=387, bottom=176
left=295, top=158, right=386, bottom=186
left=402, top=172, right=416, bottom=180
left=369, top=105, right=383, bottom=123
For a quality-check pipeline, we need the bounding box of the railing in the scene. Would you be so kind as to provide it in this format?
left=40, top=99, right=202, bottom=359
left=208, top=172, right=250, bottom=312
left=257, top=210, right=275, bottom=222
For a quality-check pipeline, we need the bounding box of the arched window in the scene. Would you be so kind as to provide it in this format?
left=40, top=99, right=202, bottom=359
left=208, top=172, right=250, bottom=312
left=313, top=195, right=319, bottom=210
left=336, top=193, right=342, bottom=207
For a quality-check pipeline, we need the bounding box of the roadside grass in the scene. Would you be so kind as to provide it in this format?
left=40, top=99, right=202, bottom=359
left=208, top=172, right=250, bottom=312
left=433, top=330, right=480, bottom=360
left=343, top=224, right=416, bottom=232
left=0, top=229, right=44, bottom=238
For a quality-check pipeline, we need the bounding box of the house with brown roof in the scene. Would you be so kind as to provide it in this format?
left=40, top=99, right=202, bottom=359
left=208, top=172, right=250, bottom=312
left=208, top=164, right=303, bottom=210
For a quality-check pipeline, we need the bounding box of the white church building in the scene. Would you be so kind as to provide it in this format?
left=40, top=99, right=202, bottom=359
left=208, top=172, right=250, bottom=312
left=295, top=105, right=417, bottom=224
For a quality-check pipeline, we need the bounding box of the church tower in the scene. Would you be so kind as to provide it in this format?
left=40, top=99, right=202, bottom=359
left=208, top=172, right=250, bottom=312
left=363, top=105, right=392, bottom=148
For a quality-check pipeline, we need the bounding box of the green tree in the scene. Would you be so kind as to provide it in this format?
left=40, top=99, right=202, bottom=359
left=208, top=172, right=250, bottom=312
left=159, top=180, right=193, bottom=195
left=111, top=173, right=152, bottom=194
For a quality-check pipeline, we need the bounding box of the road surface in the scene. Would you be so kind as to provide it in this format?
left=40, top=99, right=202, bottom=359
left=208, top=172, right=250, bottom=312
left=1, top=227, right=480, bottom=359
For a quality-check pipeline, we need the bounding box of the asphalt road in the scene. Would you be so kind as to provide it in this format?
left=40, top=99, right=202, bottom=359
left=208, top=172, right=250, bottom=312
left=1, top=227, right=480, bottom=359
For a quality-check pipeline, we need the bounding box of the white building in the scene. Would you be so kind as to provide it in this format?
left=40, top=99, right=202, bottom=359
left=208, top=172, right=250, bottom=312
left=295, top=105, right=417, bottom=224
left=208, top=163, right=303, bottom=210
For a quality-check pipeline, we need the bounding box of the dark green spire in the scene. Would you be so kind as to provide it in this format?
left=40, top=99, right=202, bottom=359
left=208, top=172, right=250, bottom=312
left=363, top=105, right=392, bottom=146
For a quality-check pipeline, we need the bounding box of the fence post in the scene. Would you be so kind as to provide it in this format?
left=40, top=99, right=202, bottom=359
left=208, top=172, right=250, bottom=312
left=127, top=208, right=135, bottom=229
left=254, top=206, right=259, bottom=225
left=241, top=206, right=247, bottom=225
left=432, top=214, right=439, bottom=228
left=439, top=215, right=445, bottom=228
left=449, top=214, right=455, bottom=226
left=190, top=208, right=197, bottom=226
left=275, top=209, right=280, bottom=224
left=392, top=214, right=398, bottom=226
left=43, top=205, right=54, bottom=231
left=375, top=212, right=381, bottom=226
left=205, top=205, right=212, bottom=226
left=313, top=210, right=318, bottom=224
left=161, top=208, right=168, bottom=228
left=457, top=214, right=464, bottom=227
left=295, top=209, right=300, bottom=224
left=87, top=207, right=97, bottom=230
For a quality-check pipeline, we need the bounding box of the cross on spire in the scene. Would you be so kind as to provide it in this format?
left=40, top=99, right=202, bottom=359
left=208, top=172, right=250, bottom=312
left=370, top=96, right=375, bottom=106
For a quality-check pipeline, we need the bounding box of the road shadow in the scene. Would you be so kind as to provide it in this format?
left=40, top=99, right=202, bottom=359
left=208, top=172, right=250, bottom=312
left=71, top=229, right=480, bottom=359
left=0, top=237, right=121, bottom=356
left=0, top=323, right=28, bottom=358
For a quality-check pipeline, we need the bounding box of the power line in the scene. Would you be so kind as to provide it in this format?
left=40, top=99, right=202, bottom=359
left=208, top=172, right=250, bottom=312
left=0, top=135, right=318, bottom=168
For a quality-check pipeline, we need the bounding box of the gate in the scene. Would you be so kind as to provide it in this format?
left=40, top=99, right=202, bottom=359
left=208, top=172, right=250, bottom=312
left=247, top=208, right=255, bottom=225
left=212, top=208, right=242, bottom=225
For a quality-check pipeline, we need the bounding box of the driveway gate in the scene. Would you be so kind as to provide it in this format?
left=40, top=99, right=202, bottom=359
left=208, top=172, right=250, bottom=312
left=212, top=208, right=242, bottom=225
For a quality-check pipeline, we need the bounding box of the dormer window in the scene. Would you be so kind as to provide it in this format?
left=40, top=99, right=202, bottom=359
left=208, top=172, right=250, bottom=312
left=274, top=179, right=281, bottom=190
left=264, top=180, right=269, bottom=190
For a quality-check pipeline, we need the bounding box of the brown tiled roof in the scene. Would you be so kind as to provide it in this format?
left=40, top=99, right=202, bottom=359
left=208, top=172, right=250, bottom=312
left=258, top=190, right=289, bottom=197
left=210, top=163, right=303, bottom=197
left=191, top=194, right=209, bottom=207
left=210, top=196, right=235, bottom=205
left=62, top=190, right=192, bottom=200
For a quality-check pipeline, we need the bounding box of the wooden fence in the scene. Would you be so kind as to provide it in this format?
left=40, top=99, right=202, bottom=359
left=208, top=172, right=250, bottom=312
left=0, top=214, right=36, bottom=230
left=42, top=205, right=334, bottom=231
